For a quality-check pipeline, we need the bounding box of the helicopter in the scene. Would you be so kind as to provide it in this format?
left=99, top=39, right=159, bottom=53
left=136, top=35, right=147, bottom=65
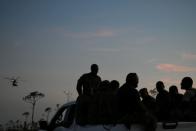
left=4, top=76, right=20, bottom=87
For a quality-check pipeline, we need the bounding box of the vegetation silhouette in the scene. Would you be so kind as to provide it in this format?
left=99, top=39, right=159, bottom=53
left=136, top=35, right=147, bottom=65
left=23, top=91, right=45, bottom=129
left=45, top=107, right=52, bottom=123
left=22, top=112, right=30, bottom=130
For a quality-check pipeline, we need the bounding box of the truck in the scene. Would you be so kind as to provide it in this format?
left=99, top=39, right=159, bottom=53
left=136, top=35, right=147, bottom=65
left=39, top=101, right=196, bottom=131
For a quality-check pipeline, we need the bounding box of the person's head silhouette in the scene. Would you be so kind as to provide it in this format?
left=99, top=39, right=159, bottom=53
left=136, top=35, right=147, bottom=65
left=110, top=80, right=120, bottom=91
left=90, top=64, right=99, bottom=75
left=98, top=80, right=110, bottom=92
left=156, top=81, right=165, bottom=93
left=126, top=73, right=139, bottom=88
left=169, top=85, right=178, bottom=94
left=181, top=77, right=193, bottom=90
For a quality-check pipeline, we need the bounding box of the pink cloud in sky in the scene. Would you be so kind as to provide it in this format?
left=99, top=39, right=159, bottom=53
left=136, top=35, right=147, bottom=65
left=182, top=53, right=196, bottom=60
left=156, top=64, right=196, bottom=72
left=93, top=30, right=115, bottom=37
left=64, top=29, right=115, bottom=38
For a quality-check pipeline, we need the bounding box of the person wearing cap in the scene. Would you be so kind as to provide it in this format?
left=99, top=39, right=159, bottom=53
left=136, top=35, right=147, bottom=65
left=181, top=77, right=196, bottom=121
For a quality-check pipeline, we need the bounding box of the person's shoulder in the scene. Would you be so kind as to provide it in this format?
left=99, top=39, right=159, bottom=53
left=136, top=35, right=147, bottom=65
left=81, top=73, right=90, bottom=77
left=127, top=86, right=137, bottom=92
left=97, top=75, right=101, bottom=80
left=185, top=89, right=194, bottom=96
left=163, top=90, right=169, bottom=94
left=78, top=73, right=89, bottom=80
left=117, top=84, right=126, bottom=93
left=191, top=88, right=196, bottom=97
left=191, top=88, right=196, bottom=92
left=162, top=90, right=169, bottom=96
left=177, top=93, right=183, bottom=99
left=132, top=88, right=140, bottom=95
left=123, top=87, right=139, bottom=96
left=119, top=84, right=127, bottom=90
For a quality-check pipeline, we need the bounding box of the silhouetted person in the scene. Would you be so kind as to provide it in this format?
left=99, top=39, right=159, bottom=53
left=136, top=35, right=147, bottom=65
left=169, top=85, right=183, bottom=121
left=108, top=80, right=120, bottom=122
left=117, top=73, right=141, bottom=118
left=90, top=80, right=120, bottom=124
left=94, top=80, right=113, bottom=123
left=181, top=77, right=196, bottom=121
left=87, top=80, right=113, bottom=124
left=117, top=73, right=156, bottom=131
left=76, top=64, right=101, bottom=125
left=139, top=88, right=157, bottom=117
left=155, top=81, right=170, bottom=121
left=76, top=64, right=101, bottom=96
left=109, top=80, right=120, bottom=94
left=96, top=80, right=110, bottom=93
left=181, top=77, right=196, bottom=102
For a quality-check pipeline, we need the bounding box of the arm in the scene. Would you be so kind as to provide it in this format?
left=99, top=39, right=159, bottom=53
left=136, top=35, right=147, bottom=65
left=76, top=77, right=83, bottom=96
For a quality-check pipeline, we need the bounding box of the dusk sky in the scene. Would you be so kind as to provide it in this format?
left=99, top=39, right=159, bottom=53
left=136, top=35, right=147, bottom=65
left=0, top=0, right=196, bottom=125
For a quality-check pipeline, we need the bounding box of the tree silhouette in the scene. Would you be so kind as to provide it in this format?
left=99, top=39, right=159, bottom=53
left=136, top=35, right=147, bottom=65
left=7, top=120, right=14, bottom=130
left=23, top=91, right=44, bottom=127
left=22, top=112, right=30, bottom=129
left=22, top=112, right=30, bottom=122
left=15, top=120, right=21, bottom=129
left=45, top=107, right=52, bottom=122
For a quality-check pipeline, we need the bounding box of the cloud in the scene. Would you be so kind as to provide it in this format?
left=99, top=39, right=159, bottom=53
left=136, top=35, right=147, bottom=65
left=93, top=30, right=115, bottom=37
left=156, top=64, right=196, bottom=72
left=182, top=53, right=196, bottom=60
left=64, top=29, right=116, bottom=38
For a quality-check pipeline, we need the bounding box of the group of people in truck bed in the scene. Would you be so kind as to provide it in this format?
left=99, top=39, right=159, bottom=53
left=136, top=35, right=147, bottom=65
left=75, top=64, right=196, bottom=131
